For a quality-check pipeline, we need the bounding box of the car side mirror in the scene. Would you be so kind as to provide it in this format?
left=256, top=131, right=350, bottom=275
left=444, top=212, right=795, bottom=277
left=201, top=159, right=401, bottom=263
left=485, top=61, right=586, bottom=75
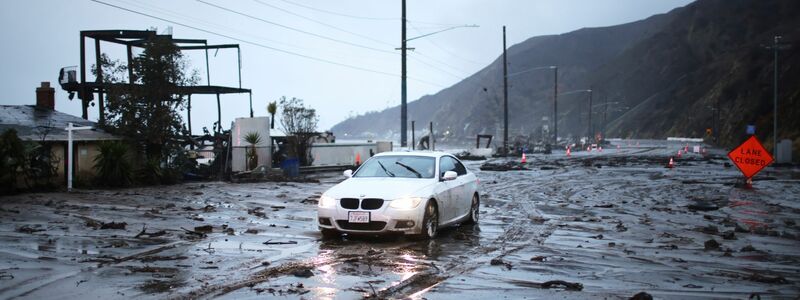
left=343, top=169, right=353, bottom=178
left=442, top=171, right=457, bottom=181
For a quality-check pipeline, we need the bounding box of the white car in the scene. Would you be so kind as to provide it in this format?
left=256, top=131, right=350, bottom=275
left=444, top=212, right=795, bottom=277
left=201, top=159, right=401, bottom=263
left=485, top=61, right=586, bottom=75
left=317, top=151, right=480, bottom=239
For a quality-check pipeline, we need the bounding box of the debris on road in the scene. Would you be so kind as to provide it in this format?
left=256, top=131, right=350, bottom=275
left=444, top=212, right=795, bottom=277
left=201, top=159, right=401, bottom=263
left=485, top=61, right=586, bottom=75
left=480, top=160, right=530, bottom=171
left=704, top=239, right=720, bottom=250
left=193, top=225, right=213, bottom=233
left=16, top=224, right=45, bottom=234
left=0, top=271, right=13, bottom=280
left=540, top=280, right=584, bottom=291
left=629, top=291, right=653, bottom=300
left=263, top=240, right=298, bottom=245
left=291, top=268, right=314, bottom=278
left=490, top=257, right=513, bottom=270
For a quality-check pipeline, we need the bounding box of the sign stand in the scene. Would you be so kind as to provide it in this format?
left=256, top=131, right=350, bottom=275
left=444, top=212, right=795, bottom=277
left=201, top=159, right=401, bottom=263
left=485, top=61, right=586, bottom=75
left=65, top=122, right=93, bottom=192
left=727, top=135, right=774, bottom=189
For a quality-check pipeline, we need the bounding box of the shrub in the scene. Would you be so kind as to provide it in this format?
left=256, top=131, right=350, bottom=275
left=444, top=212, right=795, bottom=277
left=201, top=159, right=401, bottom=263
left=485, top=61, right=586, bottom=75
left=0, top=129, right=26, bottom=194
left=93, top=141, right=133, bottom=187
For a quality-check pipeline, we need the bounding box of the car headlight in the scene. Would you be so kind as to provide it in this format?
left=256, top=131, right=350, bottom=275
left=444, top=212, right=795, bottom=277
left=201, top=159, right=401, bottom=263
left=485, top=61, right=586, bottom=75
left=318, top=195, right=337, bottom=208
left=389, top=197, right=423, bottom=209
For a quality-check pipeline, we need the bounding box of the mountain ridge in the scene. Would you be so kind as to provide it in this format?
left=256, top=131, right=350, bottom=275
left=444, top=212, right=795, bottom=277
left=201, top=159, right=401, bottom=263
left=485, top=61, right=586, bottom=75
left=332, top=0, right=799, bottom=154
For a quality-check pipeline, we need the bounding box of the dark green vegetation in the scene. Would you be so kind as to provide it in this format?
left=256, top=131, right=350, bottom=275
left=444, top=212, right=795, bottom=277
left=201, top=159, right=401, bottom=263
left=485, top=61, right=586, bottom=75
left=97, top=37, right=199, bottom=184
left=279, top=96, right=319, bottom=166
left=333, top=0, right=799, bottom=154
left=0, top=129, right=60, bottom=195
left=93, top=141, right=134, bottom=187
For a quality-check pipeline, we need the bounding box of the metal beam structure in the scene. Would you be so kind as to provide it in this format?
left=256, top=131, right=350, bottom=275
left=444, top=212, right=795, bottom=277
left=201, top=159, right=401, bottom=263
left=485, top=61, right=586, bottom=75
left=63, top=29, right=252, bottom=136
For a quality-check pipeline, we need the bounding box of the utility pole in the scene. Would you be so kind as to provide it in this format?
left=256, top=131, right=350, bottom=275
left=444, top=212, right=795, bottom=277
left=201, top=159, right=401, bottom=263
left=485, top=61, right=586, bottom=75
left=602, top=95, right=607, bottom=141
left=765, top=35, right=790, bottom=156
left=502, top=26, right=509, bottom=154
left=587, top=88, right=593, bottom=143
left=397, top=4, right=475, bottom=149
left=400, top=0, right=408, bottom=148
left=553, top=66, right=558, bottom=145
left=772, top=35, right=780, bottom=157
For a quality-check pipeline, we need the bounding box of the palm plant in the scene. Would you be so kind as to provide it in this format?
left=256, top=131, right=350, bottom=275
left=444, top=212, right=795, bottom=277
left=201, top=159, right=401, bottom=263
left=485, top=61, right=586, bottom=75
left=94, top=141, right=133, bottom=187
left=243, top=132, right=262, bottom=170
left=267, top=101, right=277, bottom=129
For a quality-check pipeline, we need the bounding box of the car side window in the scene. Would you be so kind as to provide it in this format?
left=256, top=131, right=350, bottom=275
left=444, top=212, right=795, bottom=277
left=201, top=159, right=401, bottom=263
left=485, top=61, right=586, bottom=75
left=439, top=156, right=455, bottom=178
left=453, top=158, right=467, bottom=176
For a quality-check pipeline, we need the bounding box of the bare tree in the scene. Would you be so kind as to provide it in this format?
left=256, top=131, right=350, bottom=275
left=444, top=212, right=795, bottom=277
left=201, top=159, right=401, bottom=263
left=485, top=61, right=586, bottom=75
left=279, top=96, right=318, bottom=166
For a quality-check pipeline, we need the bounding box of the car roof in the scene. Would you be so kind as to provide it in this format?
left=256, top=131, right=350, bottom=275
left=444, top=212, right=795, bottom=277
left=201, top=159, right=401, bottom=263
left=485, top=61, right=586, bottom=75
left=372, top=151, right=452, bottom=158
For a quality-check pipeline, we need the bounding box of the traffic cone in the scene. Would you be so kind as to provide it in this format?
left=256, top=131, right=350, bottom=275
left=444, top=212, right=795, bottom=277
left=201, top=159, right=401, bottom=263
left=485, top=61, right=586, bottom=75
left=355, top=153, right=361, bottom=166
left=566, top=147, right=571, bottom=157
left=521, top=153, right=527, bottom=163
left=677, top=150, right=682, bottom=158
left=667, top=157, right=674, bottom=168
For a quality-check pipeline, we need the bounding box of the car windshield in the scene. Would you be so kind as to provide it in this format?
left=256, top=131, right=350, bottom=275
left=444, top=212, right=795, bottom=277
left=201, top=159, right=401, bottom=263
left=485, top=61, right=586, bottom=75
left=354, top=156, right=435, bottom=179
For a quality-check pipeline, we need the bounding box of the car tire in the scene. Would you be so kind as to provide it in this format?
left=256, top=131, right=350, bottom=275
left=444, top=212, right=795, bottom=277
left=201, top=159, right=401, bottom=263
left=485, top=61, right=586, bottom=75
left=421, top=201, right=438, bottom=239
left=465, top=194, right=479, bottom=224
left=320, top=228, right=340, bottom=239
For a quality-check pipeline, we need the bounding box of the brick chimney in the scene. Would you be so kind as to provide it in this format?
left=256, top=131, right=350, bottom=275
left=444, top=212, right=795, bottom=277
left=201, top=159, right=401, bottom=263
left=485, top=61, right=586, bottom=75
left=36, top=82, right=55, bottom=110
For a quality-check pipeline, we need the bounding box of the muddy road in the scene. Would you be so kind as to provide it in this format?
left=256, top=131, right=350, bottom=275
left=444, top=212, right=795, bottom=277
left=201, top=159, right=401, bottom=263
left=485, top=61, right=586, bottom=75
left=1, top=140, right=799, bottom=299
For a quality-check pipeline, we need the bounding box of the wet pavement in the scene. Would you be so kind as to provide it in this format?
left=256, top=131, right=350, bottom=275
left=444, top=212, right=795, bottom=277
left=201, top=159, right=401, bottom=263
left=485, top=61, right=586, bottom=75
left=1, top=140, right=799, bottom=299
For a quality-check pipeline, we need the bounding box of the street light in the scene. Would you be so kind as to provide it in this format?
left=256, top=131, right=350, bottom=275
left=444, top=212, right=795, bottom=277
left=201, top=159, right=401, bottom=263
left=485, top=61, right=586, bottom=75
left=593, top=100, right=625, bottom=141
left=507, top=65, right=558, bottom=145
left=399, top=0, right=478, bottom=148
left=558, top=89, right=592, bottom=143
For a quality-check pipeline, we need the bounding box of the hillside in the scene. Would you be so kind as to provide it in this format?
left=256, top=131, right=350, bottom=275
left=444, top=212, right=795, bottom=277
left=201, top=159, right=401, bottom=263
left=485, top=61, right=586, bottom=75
left=332, top=0, right=799, bottom=153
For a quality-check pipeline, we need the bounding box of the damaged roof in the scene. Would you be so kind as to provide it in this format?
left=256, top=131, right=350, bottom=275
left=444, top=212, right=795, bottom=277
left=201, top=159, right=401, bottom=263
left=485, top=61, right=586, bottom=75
left=0, top=105, right=120, bottom=142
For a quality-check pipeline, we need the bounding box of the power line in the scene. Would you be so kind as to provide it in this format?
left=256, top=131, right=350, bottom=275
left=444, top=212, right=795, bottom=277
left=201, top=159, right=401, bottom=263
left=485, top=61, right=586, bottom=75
left=408, top=55, right=463, bottom=80
left=123, top=0, right=397, bottom=68
left=90, top=0, right=448, bottom=88
left=203, top=0, right=468, bottom=82
left=115, top=0, right=310, bottom=53
left=413, top=50, right=470, bottom=78
left=275, top=0, right=462, bottom=26
left=277, top=0, right=398, bottom=21
left=196, top=0, right=397, bottom=55
left=89, top=0, right=409, bottom=80
left=253, top=0, right=395, bottom=47
left=408, top=21, right=486, bottom=66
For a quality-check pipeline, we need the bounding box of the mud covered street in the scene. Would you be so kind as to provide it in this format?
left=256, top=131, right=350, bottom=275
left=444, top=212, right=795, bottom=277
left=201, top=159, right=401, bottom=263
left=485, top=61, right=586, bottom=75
left=1, top=140, right=799, bottom=299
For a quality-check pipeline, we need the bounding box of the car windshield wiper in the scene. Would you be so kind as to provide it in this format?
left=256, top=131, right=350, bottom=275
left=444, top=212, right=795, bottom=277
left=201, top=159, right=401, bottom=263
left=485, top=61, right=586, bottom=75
left=395, top=161, right=422, bottom=178
left=377, top=161, right=395, bottom=177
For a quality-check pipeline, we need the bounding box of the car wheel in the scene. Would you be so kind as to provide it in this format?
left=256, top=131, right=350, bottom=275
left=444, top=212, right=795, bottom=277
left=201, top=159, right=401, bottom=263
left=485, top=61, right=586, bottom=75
left=320, top=228, right=340, bottom=239
left=465, top=194, right=479, bottom=224
left=421, top=201, right=438, bottom=239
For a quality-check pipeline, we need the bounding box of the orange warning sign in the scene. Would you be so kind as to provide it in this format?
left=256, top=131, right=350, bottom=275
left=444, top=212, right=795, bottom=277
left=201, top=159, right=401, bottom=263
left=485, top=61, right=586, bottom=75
left=728, top=135, right=773, bottom=179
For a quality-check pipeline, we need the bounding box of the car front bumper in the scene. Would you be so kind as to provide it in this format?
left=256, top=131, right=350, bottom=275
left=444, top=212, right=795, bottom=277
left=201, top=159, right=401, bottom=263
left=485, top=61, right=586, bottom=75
left=317, top=202, right=425, bottom=235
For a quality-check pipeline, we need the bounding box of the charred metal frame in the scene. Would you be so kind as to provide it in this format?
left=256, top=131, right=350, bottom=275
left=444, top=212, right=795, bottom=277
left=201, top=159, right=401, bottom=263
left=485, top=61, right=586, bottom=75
left=61, top=30, right=253, bottom=135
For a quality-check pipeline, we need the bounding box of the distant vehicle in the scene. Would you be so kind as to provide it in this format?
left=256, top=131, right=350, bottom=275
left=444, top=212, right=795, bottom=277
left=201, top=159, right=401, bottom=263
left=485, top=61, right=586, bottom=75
left=317, top=151, right=479, bottom=239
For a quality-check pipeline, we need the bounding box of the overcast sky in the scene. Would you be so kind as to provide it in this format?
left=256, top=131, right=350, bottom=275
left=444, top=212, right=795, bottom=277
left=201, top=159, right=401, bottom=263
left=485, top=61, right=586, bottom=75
left=1, top=0, right=692, bottom=133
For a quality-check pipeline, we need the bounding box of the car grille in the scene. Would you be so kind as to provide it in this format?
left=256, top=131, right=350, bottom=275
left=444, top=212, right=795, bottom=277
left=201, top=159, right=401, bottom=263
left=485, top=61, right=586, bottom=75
left=360, top=198, right=384, bottom=210
left=336, top=220, right=387, bottom=231
left=340, top=198, right=359, bottom=209
left=339, top=198, right=385, bottom=210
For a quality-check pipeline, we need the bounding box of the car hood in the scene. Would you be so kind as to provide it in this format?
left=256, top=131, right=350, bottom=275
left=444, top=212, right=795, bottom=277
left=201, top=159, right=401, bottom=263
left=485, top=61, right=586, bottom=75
left=325, top=177, right=436, bottom=200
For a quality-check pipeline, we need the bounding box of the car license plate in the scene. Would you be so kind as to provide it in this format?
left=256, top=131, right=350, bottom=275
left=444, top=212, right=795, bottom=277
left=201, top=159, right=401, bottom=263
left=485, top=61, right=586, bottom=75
left=348, top=211, right=370, bottom=223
